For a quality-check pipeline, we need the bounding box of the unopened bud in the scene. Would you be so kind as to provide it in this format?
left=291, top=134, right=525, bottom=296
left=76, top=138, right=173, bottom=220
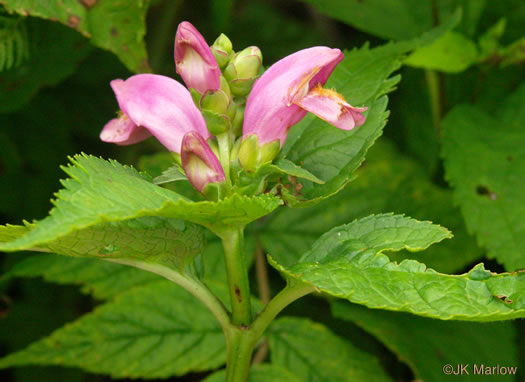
left=224, top=46, right=263, bottom=97
left=181, top=132, right=225, bottom=197
left=238, top=134, right=280, bottom=172
left=200, top=77, right=233, bottom=135
left=211, top=33, right=233, bottom=69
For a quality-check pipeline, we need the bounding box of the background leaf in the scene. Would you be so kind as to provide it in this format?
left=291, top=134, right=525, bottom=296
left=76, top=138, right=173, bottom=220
left=0, top=280, right=226, bottom=378
left=0, top=0, right=150, bottom=72
left=442, top=83, right=525, bottom=271
left=268, top=317, right=392, bottom=382
left=331, top=301, right=519, bottom=382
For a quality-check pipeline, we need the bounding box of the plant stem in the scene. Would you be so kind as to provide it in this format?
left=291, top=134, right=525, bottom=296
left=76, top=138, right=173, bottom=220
left=217, top=132, right=232, bottom=189
left=251, top=282, right=314, bottom=339
left=220, top=227, right=252, bottom=326
left=224, top=281, right=314, bottom=381
left=252, top=242, right=271, bottom=364
left=425, top=69, right=442, bottom=137
left=105, top=258, right=231, bottom=334
left=225, top=328, right=258, bottom=382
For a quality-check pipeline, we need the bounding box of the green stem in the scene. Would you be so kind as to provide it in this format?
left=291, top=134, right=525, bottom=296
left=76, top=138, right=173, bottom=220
left=225, top=328, right=258, bottom=382
left=425, top=69, right=442, bottom=138
left=220, top=227, right=252, bottom=326
left=251, top=282, right=315, bottom=338
left=224, top=281, right=314, bottom=381
left=105, top=258, right=231, bottom=334
left=217, top=132, right=232, bottom=189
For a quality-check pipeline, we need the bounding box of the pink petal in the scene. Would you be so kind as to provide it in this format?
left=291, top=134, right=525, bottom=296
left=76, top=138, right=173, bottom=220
left=100, top=114, right=152, bottom=145
left=110, top=74, right=209, bottom=153
left=294, top=86, right=368, bottom=130
left=243, top=47, right=343, bottom=146
left=175, top=21, right=221, bottom=94
left=181, top=132, right=225, bottom=193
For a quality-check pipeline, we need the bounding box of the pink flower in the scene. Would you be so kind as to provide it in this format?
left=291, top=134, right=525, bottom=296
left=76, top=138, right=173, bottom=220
left=100, top=74, right=209, bottom=153
left=181, top=132, right=225, bottom=193
left=175, top=21, right=221, bottom=94
left=243, top=47, right=367, bottom=147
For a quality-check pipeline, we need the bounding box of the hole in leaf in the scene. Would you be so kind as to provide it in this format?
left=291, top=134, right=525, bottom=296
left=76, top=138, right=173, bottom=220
left=476, top=185, right=497, bottom=200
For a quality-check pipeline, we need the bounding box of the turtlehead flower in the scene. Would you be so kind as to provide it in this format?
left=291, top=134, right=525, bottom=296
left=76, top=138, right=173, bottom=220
left=100, top=74, right=209, bottom=153
left=243, top=47, right=367, bottom=148
left=175, top=21, right=221, bottom=94
left=181, top=132, right=225, bottom=194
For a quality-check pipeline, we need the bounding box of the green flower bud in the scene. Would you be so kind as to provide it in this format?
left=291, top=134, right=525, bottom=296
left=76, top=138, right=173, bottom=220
left=238, top=134, right=280, bottom=172
left=211, top=33, right=233, bottom=69
left=224, top=46, right=263, bottom=97
left=231, top=104, right=245, bottom=136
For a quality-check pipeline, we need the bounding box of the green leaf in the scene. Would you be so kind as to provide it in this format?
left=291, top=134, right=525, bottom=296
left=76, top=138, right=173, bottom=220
left=442, top=85, right=525, bottom=271
left=0, top=155, right=282, bottom=252
left=203, top=364, right=301, bottom=382
left=0, top=11, right=29, bottom=71
left=153, top=164, right=187, bottom=185
left=0, top=19, right=92, bottom=113
left=268, top=317, right=392, bottom=382
left=272, top=158, right=324, bottom=184
left=1, top=0, right=149, bottom=72
left=0, top=280, right=226, bottom=377
left=300, top=0, right=433, bottom=40
left=300, top=0, right=471, bottom=40
left=269, top=214, right=525, bottom=321
left=1, top=217, right=205, bottom=271
left=3, top=253, right=161, bottom=300
left=331, top=302, right=519, bottom=382
left=260, top=140, right=483, bottom=273
left=280, top=48, right=398, bottom=204
left=405, top=31, right=478, bottom=72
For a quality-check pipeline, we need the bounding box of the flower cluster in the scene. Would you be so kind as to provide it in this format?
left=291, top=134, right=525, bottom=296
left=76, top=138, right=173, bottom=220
left=100, top=21, right=367, bottom=198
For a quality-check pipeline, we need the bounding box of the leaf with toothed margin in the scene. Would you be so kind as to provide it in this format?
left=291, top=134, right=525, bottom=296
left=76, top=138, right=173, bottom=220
left=268, top=213, right=525, bottom=321
left=0, top=280, right=226, bottom=378
left=0, top=154, right=282, bottom=253
left=0, top=217, right=205, bottom=271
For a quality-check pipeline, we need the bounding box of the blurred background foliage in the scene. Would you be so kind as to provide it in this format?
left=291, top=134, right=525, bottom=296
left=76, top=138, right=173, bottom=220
left=0, top=0, right=524, bottom=381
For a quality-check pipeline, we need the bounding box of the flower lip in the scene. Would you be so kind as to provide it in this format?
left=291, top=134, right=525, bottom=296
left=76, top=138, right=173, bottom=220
left=175, top=21, right=221, bottom=94
left=110, top=74, right=209, bottom=153
left=100, top=112, right=152, bottom=145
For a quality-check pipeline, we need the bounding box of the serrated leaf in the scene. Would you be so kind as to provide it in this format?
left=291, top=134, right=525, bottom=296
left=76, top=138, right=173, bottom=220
left=1, top=0, right=149, bottom=72
left=2, top=217, right=205, bottom=271
left=331, top=302, right=519, bottom=382
left=269, top=214, right=525, bottom=321
left=268, top=317, right=392, bottom=382
left=0, top=280, right=226, bottom=378
left=260, top=140, right=482, bottom=273
left=442, top=85, right=525, bottom=271
left=153, top=164, right=187, bottom=185
left=203, top=364, right=301, bottom=382
left=405, top=31, right=479, bottom=72
left=0, top=155, right=282, bottom=252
